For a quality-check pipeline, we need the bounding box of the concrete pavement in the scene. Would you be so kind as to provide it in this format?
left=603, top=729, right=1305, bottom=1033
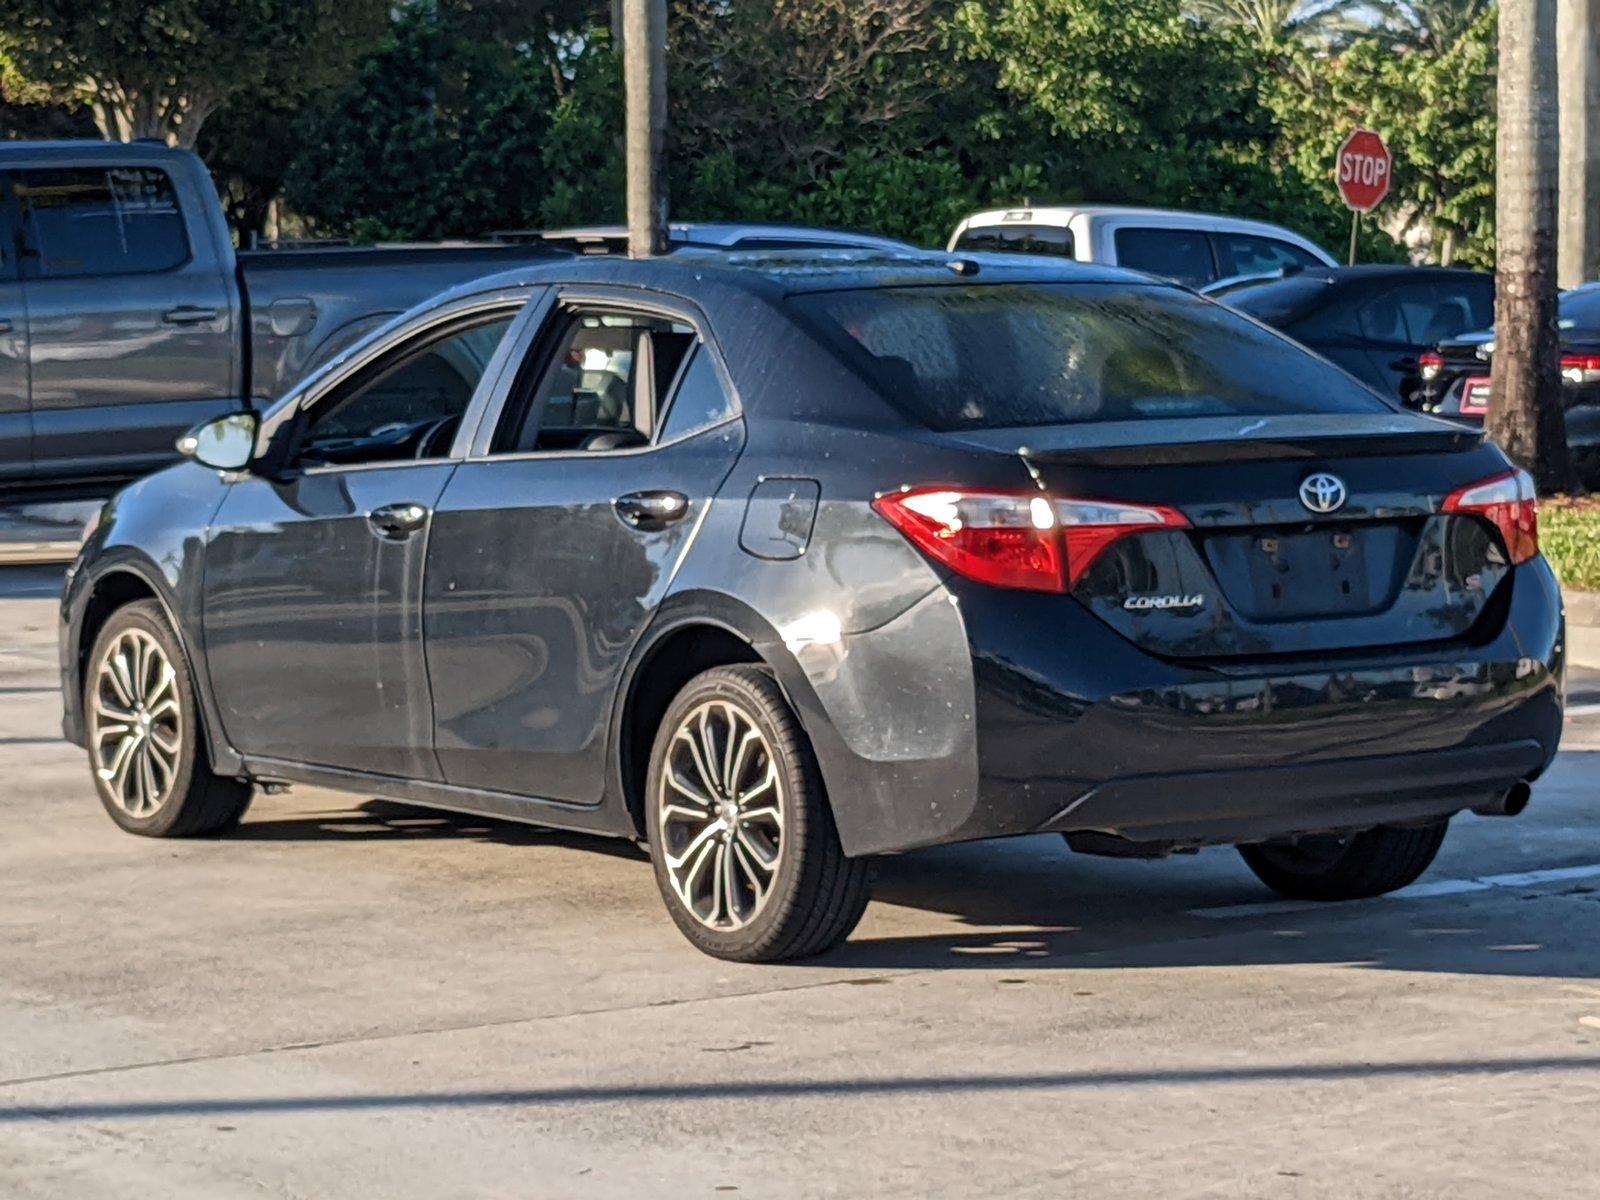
left=2, top=566, right=1598, bottom=1198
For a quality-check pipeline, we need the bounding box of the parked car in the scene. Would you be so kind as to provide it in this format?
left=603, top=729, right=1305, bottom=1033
left=61, top=250, right=1564, bottom=961
left=497, top=223, right=919, bottom=255
left=1205, top=266, right=1495, bottom=406
left=0, top=140, right=563, bottom=494
left=947, top=205, right=1335, bottom=285
left=1418, top=284, right=1600, bottom=487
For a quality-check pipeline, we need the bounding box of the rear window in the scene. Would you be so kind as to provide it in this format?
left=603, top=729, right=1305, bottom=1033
left=1112, top=227, right=1215, bottom=285
left=1559, top=287, right=1600, bottom=330
left=953, top=224, right=1074, bottom=259
left=791, top=283, right=1392, bottom=431
left=14, top=166, right=189, bottom=278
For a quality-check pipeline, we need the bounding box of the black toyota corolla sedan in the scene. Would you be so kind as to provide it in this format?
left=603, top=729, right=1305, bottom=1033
left=60, top=251, right=1565, bottom=961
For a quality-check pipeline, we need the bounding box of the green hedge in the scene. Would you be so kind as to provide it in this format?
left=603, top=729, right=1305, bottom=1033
left=1542, top=498, right=1600, bottom=592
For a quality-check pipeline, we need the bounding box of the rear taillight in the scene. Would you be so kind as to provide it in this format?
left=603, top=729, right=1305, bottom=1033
left=1458, top=375, right=1492, bottom=416
left=1442, top=468, right=1539, bottom=565
left=1419, top=351, right=1444, bottom=380
left=872, top=487, right=1189, bottom=592
left=1560, top=353, right=1600, bottom=384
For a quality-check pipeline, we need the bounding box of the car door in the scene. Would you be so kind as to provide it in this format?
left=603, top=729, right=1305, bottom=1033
left=12, top=163, right=237, bottom=481
left=0, top=176, right=29, bottom=483
left=424, top=289, right=745, bottom=802
left=201, top=297, right=524, bottom=779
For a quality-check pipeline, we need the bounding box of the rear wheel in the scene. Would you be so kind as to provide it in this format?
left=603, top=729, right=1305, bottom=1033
left=644, top=665, right=872, bottom=962
left=1237, top=821, right=1449, bottom=902
left=85, top=600, right=253, bottom=837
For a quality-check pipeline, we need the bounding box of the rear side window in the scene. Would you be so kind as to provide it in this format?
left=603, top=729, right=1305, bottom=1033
left=1212, top=233, right=1324, bottom=278
left=1359, top=281, right=1494, bottom=345
left=1222, top=276, right=1334, bottom=327
left=791, top=283, right=1393, bottom=432
left=1112, top=227, right=1215, bottom=285
left=14, top=167, right=188, bottom=278
left=657, top=348, right=736, bottom=442
left=954, top=224, right=1075, bottom=258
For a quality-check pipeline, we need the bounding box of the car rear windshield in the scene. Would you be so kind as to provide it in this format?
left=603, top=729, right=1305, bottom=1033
left=791, top=283, right=1391, bottom=431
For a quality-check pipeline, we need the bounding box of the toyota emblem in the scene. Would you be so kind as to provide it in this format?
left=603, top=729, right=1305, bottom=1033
left=1298, top=473, right=1347, bottom=514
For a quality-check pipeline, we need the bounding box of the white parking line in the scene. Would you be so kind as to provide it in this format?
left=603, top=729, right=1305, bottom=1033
left=1567, top=702, right=1600, bottom=719
left=1189, top=862, right=1600, bottom=920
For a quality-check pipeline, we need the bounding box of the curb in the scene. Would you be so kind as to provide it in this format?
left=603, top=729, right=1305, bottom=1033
left=1567, top=590, right=1600, bottom=671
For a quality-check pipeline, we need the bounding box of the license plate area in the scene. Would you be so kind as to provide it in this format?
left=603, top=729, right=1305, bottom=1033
left=1201, top=522, right=1415, bottom=621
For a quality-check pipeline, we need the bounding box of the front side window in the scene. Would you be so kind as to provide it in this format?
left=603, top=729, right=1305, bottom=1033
left=14, top=167, right=188, bottom=278
left=792, top=282, right=1393, bottom=432
left=954, top=224, right=1075, bottom=259
left=300, top=313, right=515, bottom=466
left=497, top=309, right=698, bottom=453
left=1112, top=227, right=1215, bottom=285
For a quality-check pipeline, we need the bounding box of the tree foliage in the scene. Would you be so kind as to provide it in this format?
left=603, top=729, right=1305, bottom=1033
left=0, top=0, right=387, bottom=146
left=1, top=0, right=1501, bottom=264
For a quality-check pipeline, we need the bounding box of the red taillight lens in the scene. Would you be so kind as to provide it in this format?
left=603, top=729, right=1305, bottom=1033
left=1458, top=375, right=1492, bottom=416
left=1442, top=468, right=1539, bottom=565
left=1419, top=351, right=1444, bottom=380
left=1560, top=353, right=1600, bottom=384
left=872, top=488, right=1189, bottom=592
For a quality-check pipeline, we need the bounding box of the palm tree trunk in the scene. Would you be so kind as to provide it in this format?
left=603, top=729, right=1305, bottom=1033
left=1491, top=0, right=1572, bottom=493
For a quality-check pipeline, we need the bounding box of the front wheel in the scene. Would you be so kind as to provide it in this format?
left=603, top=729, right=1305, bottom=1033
left=84, top=600, right=253, bottom=837
left=644, top=665, right=872, bottom=962
left=1237, top=821, right=1449, bottom=902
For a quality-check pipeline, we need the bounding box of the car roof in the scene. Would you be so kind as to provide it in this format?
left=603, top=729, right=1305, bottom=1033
left=431, top=247, right=1152, bottom=307
left=0, top=138, right=197, bottom=165
left=957, top=204, right=1310, bottom=230
left=506, top=223, right=917, bottom=253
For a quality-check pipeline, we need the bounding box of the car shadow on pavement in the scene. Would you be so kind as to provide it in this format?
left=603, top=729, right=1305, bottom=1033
left=228, top=797, right=650, bottom=861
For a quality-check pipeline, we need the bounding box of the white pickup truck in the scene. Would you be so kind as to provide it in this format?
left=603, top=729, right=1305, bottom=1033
left=948, top=204, right=1336, bottom=287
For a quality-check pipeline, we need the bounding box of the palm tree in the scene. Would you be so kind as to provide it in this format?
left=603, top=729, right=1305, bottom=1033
left=1186, top=0, right=1363, bottom=46
left=1369, top=0, right=1496, bottom=51
left=1490, top=0, right=1572, bottom=491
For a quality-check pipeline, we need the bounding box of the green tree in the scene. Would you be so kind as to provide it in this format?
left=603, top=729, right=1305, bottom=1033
left=0, top=0, right=386, bottom=146
left=1266, top=11, right=1497, bottom=264
left=284, top=2, right=568, bottom=240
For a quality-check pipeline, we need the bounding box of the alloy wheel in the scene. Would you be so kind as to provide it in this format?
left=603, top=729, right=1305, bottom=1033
left=657, top=700, right=784, bottom=931
left=88, top=629, right=182, bottom=818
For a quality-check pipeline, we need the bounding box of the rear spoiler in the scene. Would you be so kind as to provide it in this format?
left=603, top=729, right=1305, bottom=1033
left=1021, top=429, right=1482, bottom=468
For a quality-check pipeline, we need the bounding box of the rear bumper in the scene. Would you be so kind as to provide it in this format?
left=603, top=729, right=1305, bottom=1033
left=815, top=558, right=1564, bottom=856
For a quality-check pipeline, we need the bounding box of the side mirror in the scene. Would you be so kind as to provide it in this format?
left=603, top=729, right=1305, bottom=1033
left=177, top=411, right=258, bottom=471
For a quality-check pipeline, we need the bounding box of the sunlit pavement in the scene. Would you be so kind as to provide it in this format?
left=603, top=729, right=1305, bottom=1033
left=2, top=567, right=1597, bottom=1198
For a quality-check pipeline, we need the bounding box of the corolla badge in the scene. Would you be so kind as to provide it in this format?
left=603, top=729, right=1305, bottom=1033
left=1123, top=593, right=1205, bottom=612
left=1298, top=472, right=1348, bottom=514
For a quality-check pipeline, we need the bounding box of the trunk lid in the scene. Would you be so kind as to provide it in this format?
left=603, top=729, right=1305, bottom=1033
left=957, top=414, right=1511, bottom=659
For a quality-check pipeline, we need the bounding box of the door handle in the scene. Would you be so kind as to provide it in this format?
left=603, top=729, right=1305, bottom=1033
left=367, top=502, right=430, bottom=540
left=164, top=306, right=220, bottom=325
left=613, top=490, right=690, bottom=530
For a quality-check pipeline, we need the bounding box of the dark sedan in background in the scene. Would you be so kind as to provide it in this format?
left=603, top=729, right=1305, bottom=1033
left=1207, top=266, right=1494, bottom=406
left=1419, top=283, right=1600, bottom=487
left=60, top=251, right=1564, bottom=961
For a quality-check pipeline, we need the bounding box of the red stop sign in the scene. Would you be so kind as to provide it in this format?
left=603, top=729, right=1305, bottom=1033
left=1336, top=129, right=1392, bottom=213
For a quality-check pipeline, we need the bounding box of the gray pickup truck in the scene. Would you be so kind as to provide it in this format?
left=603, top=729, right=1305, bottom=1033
left=0, top=141, right=557, bottom=494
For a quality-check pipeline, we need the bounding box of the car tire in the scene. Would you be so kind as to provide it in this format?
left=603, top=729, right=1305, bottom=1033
left=83, top=600, right=253, bottom=838
left=644, top=664, right=873, bottom=962
left=1237, top=821, right=1449, bottom=902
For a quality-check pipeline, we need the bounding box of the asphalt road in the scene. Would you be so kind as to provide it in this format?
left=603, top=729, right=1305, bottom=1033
left=3, top=565, right=1598, bottom=1198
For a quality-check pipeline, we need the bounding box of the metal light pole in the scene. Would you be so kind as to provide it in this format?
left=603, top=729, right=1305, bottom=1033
left=1491, top=0, right=1572, bottom=491
left=622, top=0, right=669, bottom=258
